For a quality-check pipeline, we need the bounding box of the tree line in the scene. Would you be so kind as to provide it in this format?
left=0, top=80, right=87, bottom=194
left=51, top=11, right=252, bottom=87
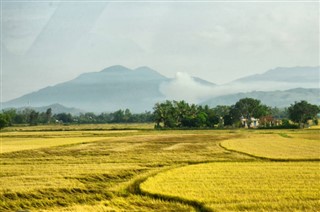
left=0, top=108, right=153, bottom=129
left=153, top=99, right=319, bottom=129
left=0, top=98, right=319, bottom=130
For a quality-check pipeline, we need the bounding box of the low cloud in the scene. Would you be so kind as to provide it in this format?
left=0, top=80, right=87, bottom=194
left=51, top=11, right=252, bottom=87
left=159, top=72, right=214, bottom=103
left=159, top=72, right=318, bottom=104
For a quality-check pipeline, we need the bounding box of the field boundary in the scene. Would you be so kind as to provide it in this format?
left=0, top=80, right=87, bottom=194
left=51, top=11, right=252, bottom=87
left=123, top=166, right=212, bottom=212
left=219, top=142, right=320, bottom=162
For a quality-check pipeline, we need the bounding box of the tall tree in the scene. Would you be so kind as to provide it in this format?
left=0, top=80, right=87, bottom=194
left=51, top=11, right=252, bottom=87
left=288, top=101, right=319, bottom=128
left=0, top=113, right=9, bottom=130
left=230, top=98, right=269, bottom=127
left=55, top=113, right=73, bottom=123
left=46, top=108, right=52, bottom=124
left=153, top=101, right=177, bottom=128
left=29, top=110, right=39, bottom=125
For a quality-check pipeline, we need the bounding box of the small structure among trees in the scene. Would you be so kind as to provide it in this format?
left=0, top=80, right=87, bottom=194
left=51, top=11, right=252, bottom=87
left=0, top=99, right=318, bottom=130
left=241, top=117, right=260, bottom=128
left=228, top=98, right=270, bottom=128
left=259, top=115, right=282, bottom=128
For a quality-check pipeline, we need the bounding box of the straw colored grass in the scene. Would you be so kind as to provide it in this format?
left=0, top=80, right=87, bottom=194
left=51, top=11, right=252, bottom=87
left=141, top=162, right=320, bottom=211
left=1, top=124, right=319, bottom=211
left=220, top=133, right=320, bottom=160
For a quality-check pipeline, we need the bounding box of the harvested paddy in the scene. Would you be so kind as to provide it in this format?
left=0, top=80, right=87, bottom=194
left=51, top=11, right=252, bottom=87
left=141, top=162, right=320, bottom=211
left=220, top=133, right=320, bottom=160
left=1, top=124, right=319, bottom=211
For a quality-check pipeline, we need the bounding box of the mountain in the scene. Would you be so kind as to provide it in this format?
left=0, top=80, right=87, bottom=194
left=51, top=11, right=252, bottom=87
left=5, top=103, right=84, bottom=115
left=3, top=65, right=170, bottom=113
left=202, top=88, right=320, bottom=108
left=3, top=65, right=318, bottom=112
left=192, top=77, right=216, bottom=86
left=233, top=66, right=319, bottom=84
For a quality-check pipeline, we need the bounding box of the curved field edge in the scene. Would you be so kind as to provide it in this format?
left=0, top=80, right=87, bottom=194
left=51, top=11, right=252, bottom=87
left=127, top=167, right=211, bottom=212
left=3, top=130, right=248, bottom=211
left=140, top=162, right=320, bottom=211
left=219, top=134, right=320, bottom=161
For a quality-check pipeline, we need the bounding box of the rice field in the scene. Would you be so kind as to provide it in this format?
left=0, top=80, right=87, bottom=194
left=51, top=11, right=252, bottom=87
left=141, top=162, right=320, bottom=211
left=0, top=124, right=319, bottom=211
left=220, top=132, right=320, bottom=160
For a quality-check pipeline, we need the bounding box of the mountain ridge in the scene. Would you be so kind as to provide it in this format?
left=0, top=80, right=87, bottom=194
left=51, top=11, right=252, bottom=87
left=3, top=65, right=319, bottom=113
left=233, top=66, right=319, bottom=83
left=202, top=88, right=320, bottom=108
left=4, top=103, right=84, bottom=115
left=3, top=65, right=171, bottom=113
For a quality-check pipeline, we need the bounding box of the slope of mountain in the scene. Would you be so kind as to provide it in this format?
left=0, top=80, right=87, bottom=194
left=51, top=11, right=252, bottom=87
left=4, top=65, right=170, bottom=113
left=3, top=65, right=318, bottom=112
left=192, top=77, right=216, bottom=86
left=233, top=66, right=319, bottom=84
left=5, top=103, right=85, bottom=115
left=202, top=88, right=320, bottom=108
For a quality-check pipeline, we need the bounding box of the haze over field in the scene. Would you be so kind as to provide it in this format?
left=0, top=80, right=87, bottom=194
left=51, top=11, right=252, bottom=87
left=2, top=1, right=319, bottom=103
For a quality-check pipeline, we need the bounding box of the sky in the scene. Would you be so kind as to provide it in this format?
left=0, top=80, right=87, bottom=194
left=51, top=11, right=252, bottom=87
left=1, top=0, right=319, bottom=102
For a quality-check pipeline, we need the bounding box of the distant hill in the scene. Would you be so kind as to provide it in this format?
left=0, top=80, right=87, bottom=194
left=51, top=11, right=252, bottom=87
left=202, top=88, right=320, bottom=108
left=3, top=65, right=174, bottom=113
left=3, top=65, right=318, bottom=112
left=192, top=77, right=216, bottom=87
left=6, top=103, right=85, bottom=115
left=233, top=66, right=319, bottom=84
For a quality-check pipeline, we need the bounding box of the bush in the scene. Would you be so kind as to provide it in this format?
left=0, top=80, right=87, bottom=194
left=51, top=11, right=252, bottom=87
left=0, top=113, right=9, bottom=130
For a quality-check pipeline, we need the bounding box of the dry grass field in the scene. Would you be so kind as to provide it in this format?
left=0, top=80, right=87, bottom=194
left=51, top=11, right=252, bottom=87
left=0, top=124, right=319, bottom=211
left=141, top=162, right=320, bottom=211
left=220, top=132, right=320, bottom=160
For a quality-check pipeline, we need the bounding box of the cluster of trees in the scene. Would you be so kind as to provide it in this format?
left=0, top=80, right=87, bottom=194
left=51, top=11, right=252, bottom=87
left=153, top=99, right=319, bottom=129
left=288, top=100, right=319, bottom=127
left=153, top=98, right=270, bottom=128
left=0, top=108, right=53, bottom=128
left=0, top=98, right=319, bottom=130
left=74, top=109, right=153, bottom=124
left=154, top=100, right=219, bottom=128
left=0, top=108, right=153, bottom=129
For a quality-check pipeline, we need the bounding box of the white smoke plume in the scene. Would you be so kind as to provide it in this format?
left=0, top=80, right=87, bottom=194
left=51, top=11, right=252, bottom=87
left=159, top=72, right=214, bottom=103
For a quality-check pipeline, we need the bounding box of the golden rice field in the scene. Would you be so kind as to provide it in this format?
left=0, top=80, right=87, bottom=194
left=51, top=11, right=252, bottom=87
left=220, top=132, right=320, bottom=160
left=141, top=162, right=320, bottom=211
left=0, top=124, right=319, bottom=211
left=0, top=130, right=140, bottom=153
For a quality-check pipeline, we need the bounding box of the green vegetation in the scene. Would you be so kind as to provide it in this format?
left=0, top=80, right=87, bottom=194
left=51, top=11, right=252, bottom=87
left=153, top=100, right=218, bottom=128
left=1, top=124, right=319, bottom=211
left=288, top=100, right=320, bottom=128
left=228, top=97, right=269, bottom=127
left=2, top=99, right=318, bottom=130
left=0, top=108, right=153, bottom=127
left=153, top=99, right=318, bottom=129
left=0, top=113, right=9, bottom=130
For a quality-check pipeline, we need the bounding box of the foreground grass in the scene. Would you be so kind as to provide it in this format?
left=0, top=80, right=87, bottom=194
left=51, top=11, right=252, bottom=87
left=141, top=162, right=320, bottom=211
left=1, top=125, right=319, bottom=211
left=3, top=123, right=154, bottom=132
left=0, top=126, right=251, bottom=211
left=0, top=130, right=141, bottom=153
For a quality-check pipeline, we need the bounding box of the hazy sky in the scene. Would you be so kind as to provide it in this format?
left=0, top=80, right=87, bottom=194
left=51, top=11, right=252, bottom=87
left=1, top=1, right=319, bottom=102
